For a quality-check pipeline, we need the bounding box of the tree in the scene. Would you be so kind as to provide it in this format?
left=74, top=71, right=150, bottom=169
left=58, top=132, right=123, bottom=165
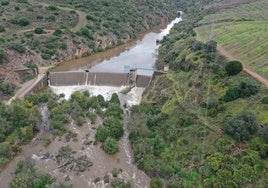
left=260, top=125, right=268, bottom=143
left=221, top=78, right=260, bottom=102
left=18, top=17, right=30, bottom=26
left=110, top=93, right=120, bottom=104
left=261, top=96, right=268, bottom=104
left=34, top=27, right=44, bottom=34
left=225, top=111, right=258, bottom=141
left=105, top=103, right=123, bottom=119
left=103, top=137, right=119, bottom=154
left=95, top=126, right=109, bottom=142
left=0, top=25, right=5, bottom=32
left=225, top=61, right=243, bottom=76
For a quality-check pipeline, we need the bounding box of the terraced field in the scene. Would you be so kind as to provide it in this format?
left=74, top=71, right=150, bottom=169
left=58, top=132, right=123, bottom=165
left=195, top=0, right=268, bottom=79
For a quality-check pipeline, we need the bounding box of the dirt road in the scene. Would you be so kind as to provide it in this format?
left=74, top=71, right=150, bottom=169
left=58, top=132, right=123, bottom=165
left=217, top=46, right=268, bottom=87
left=6, top=74, right=46, bottom=104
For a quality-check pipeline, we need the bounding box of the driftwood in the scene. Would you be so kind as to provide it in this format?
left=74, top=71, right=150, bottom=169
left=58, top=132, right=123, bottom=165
left=57, top=158, right=74, bottom=169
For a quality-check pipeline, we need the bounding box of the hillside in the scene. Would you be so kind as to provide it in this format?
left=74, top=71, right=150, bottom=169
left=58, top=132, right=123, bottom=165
left=0, top=0, right=178, bottom=99
left=195, top=0, right=268, bottom=79
left=128, top=0, right=268, bottom=187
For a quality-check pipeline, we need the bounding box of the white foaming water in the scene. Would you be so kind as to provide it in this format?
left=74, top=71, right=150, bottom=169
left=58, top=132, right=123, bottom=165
left=50, top=85, right=145, bottom=107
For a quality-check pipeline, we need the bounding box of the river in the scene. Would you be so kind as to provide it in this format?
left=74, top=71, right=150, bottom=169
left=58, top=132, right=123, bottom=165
left=53, top=16, right=182, bottom=75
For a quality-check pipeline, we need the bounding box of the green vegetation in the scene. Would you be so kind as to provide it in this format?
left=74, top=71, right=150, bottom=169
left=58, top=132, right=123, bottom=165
left=220, top=78, right=260, bottom=102
left=103, top=137, right=119, bottom=155
left=261, top=96, right=268, bottom=104
left=0, top=26, right=5, bottom=32
left=34, top=28, right=44, bottom=34
left=95, top=93, right=124, bottom=154
left=10, top=159, right=70, bottom=188
left=225, top=60, right=243, bottom=76
left=129, top=0, right=268, bottom=186
left=0, top=80, right=14, bottom=98
left=195, top=0, right=268, bottom=78
left=1, top=0, right=9, bottom=6
left=225, top=111, right=259, bottom=141
left=8, top=42, right=26, bottom=53
left=0, top=99, right=41, bottom=169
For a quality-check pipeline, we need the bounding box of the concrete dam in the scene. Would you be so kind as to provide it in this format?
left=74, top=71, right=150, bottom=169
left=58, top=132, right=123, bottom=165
left=48, top=70, right=153, bottom=88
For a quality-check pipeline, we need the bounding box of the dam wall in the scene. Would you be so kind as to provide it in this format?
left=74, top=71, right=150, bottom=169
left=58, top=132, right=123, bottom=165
left=49, top=71, right=152, bottom=88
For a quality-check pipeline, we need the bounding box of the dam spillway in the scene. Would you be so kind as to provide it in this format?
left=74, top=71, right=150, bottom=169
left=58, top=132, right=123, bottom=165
left=49, top=71, right=153, bottom=88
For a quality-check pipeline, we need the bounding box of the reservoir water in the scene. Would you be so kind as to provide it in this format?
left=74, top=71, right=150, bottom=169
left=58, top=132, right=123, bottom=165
left=53, top=17, right=182, bottom=75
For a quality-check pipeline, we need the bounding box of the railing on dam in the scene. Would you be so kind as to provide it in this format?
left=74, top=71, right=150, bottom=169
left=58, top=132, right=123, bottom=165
left=49, top=71, right=153, bottom=88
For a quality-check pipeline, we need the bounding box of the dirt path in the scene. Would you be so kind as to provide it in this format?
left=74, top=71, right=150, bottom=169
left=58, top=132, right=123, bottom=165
left=217, top=46, right=268, bottom=87
left=6, top=74, right=46, bottom=104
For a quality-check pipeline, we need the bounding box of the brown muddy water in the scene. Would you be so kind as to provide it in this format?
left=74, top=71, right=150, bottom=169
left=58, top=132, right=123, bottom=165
left=0, top=93, right=149, bottom=188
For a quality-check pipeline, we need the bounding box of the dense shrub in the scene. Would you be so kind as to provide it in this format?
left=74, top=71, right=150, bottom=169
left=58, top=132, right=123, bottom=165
left=150, top=178, right=164, bottom=188
left=16, top=0, right=28, bottom=3
left=0, top=81, right=14, bottom=96
left=260, top=125, right=268, bottom=143
left=1, top=0, right=9, bottom=6
left=34, top=27, right=44, bottom=34
left=17, top=17, right=30, bottom=26
left=225, top=111, right=258, bottom=141
left=8, top=42, right=26, bottom=53
left=103, top=137, right=119, bottom=154
left=261, top=96, right=268, bottom=104
left=46, top=5, right=58, bottom=11
left=225, top=61, right=243, bottom=76
left=95, top=126, right=109, bottom=142
left=0, top=48, right=6, bottom=64
left=0, top=26, right=5, bottom=32
left=221, top=78, right=260, bottom=102
left=110, top=93, right=120, bottom=104
left=53, top=29, right=62, bottom=36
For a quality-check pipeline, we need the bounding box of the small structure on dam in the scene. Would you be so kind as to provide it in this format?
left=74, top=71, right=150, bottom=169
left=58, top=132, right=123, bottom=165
left=48, top=70, right=154, bottom=88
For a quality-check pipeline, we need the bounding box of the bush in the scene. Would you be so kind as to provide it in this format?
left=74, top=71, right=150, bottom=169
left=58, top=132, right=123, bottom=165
left=103, top=137, right=119, bottom=154
left=0, top=48, right=6, bottom=64
left=8, top=42, right=25, bottom=53
left=53, top=29, right=62, bottom=36
left=221, top=78, right=260, bottom=102
left=34, top=28, right=44, bottom=34
left=260, top=125, right=268, bottom=143
left=41, top=54, right=51, bottom=60
left=46, top=5, right=58, bottom=11
left=76, top=116, right=84, bottom=126
left=0, top=25, right=5, bottom=32
left=261, top=96, right=268, bottom=104
left=16, top=0, right=28, bottom=3
left=95, top=126, right=109, bottom=142
left=150, top=178, right=164, bottom=188
left=110, top=93, right=120, bottom=104
left=0, top=81, right=14, bottom=96
left=225, top=111, right=258, bottom=141
left=225, top=61, right=243, bottom=76
left=18, top=17, right=30, bottom=26
left=1, top=0, right=9, bottom=6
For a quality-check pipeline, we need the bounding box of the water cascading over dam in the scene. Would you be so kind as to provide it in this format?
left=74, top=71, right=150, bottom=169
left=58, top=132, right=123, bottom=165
left=48, top=71, right=153, bottom=88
